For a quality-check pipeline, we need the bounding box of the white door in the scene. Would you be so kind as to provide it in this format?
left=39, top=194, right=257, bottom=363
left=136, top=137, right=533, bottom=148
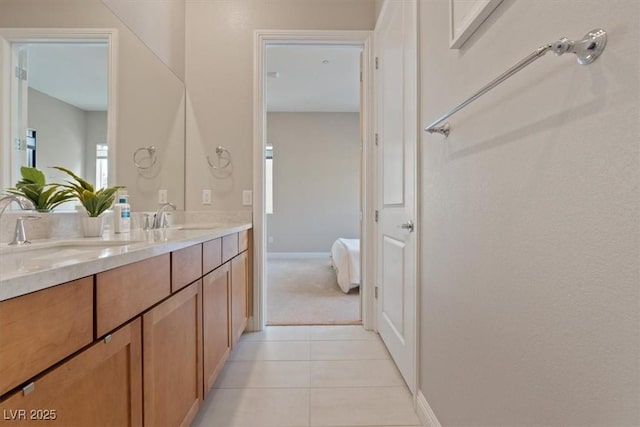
left=374, top=0, right=418, bottom=393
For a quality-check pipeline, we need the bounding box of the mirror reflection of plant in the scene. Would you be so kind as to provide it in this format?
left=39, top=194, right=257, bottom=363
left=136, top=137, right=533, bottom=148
left=53, top=166, right=123, bottom=218
left=4, top=166, right=75, bottom=212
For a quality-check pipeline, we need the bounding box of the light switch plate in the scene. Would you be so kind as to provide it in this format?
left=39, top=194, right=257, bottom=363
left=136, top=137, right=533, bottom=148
left=202, top=189, right=211, bottom=205
left=158, top=189, right=167, bottom=204
left=242, top=190, right=253, bottom=206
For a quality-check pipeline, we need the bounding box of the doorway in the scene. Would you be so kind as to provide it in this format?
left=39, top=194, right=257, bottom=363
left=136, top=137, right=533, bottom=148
left=252, top=31, right=375, bottom=331
left=264, top=44, right=362, bottom=325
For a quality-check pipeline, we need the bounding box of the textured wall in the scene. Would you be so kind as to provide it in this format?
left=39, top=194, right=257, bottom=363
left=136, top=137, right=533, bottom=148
left=184, top=0, right=375, bottom=211
left=419, top=0, right=640, bottom=425
left=266, top=113, right=360, bottom=253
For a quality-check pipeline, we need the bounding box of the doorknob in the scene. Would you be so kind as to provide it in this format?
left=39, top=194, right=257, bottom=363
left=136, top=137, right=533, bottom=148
left=400, top=220, right=414, bottom=232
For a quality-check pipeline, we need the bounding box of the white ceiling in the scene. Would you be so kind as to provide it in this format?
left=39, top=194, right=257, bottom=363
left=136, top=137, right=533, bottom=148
left=27, top=43, right=108, bottom=111
left=266, top=45, right=362, bottom=112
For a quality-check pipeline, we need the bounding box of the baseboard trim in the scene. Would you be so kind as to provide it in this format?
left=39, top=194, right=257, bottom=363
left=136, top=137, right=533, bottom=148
left=416, top=390, right=442, bottom=427
left=267, top=252, right=330, bottom=259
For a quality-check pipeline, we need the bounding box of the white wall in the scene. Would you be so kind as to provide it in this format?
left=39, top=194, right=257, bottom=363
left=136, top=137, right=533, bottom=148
left=419, top=0, right=639, bottom=425
left=266, top=113, right=360, bottom=253
left=0, top=0, right=185, bottom=211
left=100, top=0, right=185, bottom=81
left=27, top=88, right=85, bottom=180
left=184, top=0, right=375, bottom=211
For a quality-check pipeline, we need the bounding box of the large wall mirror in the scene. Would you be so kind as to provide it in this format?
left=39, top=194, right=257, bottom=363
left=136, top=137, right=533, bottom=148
left=0, top=0, right=186, bottom=212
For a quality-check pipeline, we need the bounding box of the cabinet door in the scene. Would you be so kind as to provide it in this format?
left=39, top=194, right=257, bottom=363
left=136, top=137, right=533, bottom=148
left=202, top=263, right=230, bottom=396
left=230, top=251, right=248, bottom=347
left=143, top=281, right=202, bottom=427
left=0, top=318, right=142, bottom=427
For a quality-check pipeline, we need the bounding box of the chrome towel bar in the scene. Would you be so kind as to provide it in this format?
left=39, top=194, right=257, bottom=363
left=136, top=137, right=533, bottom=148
left=424, top=29, right=607, bottom=137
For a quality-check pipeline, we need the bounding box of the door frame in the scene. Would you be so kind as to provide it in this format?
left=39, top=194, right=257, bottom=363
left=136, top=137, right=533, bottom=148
left=252, top=30, right=375, bottom=330
left=0, top=28, right=118, bottom=190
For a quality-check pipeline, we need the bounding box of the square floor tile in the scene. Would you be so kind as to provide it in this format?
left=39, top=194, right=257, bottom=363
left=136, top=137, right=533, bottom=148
left=215, top=361, right=310, bottom=388
left=311, top=359, right=404, bottom=388
left=242, top=326, right=310, bottom=342
left=310, top=340, right=390, bottom=361
left=193, top=388, right=310, bottom=427
left=229, top=340, right=310, bottom=361
left=310, top=387, right=420, bottom=426
left=309, top=325, right=378, bottom=341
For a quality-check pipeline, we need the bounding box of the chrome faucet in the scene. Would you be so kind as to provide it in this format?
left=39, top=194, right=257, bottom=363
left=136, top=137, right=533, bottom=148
left=0, top=195, right=37, bottom=245
left=151, top=202, right=176, bottom=229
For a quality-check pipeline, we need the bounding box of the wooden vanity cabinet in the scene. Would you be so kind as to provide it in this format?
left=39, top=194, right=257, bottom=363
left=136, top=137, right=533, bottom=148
left=202, top=263, right=231, bottom=396
left=0, top=318, right=142, bottom=426
left=0, top=277, right=93, bottom=397
left=230, top=250, right=249, bottom=347
left=171, top=244, right=202, bottom=292
left=143, top=281, right=202, bottom=427
left=96, top=254, right=171, bottom=337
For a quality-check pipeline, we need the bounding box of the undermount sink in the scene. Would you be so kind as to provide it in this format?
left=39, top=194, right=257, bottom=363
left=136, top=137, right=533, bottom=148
left=0, top=239, right=144, bottom=256
left=175, top=223, right=224, bottom=231
left=0, top=239, right=145, bottom=274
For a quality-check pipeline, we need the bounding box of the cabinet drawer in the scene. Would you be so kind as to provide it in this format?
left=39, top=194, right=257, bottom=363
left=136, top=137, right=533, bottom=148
left=96, top=254, right=170, bottom=337
left=238, top=230, right=249, bottom=252
left=172, top=244, right=203, bottom=292
left=203, top=238, right=222, bottom=274
left=0, top=277, right=93, bottom=397
left=222, top=233, right=238, bottom=263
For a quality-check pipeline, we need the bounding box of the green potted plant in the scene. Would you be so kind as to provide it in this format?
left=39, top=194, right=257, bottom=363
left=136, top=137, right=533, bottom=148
left=4, top=166, right=74, bottom=212
left=53, top=166, right=123, bottom=237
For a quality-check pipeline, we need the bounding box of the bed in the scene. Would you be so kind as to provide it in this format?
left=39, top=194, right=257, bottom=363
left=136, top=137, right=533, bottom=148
left=330, top=238, right=360, bottom=293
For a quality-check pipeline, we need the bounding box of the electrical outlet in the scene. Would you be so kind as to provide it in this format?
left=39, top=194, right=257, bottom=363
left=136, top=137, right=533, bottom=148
left=242, top=190, right=253, bottom=206
left=202, top=189, right=211, bottom=205
left=268, top=236, right=274, bottom=244
left=158, top=189, right=167, bottom=204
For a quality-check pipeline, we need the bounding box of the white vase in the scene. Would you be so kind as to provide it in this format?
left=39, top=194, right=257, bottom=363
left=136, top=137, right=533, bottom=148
left=81, top=216, right=104, bottom=238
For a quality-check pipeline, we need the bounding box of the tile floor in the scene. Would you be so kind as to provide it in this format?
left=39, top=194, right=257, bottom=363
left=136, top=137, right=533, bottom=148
left=191, top=325, right=421, bottom=427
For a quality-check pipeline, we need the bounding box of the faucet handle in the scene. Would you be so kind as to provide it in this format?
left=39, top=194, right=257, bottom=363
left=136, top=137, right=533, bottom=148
left=9, top=215, right=40, bottom=246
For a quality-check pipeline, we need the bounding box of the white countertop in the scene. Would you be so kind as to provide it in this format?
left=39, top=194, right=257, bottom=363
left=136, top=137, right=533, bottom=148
left=0, top=222, right=252, bottom=302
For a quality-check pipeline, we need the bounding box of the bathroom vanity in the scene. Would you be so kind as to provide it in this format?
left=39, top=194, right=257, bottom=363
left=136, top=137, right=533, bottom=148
left=0, top=223, right=252, bottom=427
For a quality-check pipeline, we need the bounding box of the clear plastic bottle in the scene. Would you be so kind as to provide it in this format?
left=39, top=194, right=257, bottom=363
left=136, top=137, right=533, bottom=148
left=113, top=191, right=131, bottom=233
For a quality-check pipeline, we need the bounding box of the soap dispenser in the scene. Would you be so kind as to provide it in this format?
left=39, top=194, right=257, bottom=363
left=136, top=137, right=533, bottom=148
left=113, top=191, right=131, bottom=233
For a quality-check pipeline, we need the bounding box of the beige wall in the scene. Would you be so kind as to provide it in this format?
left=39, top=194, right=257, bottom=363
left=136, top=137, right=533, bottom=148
left=266, top=113, right=360, bottom=253
left=101, top=0, right=185, bottom=80
left=28, top=88, right=86, bottom=180
left=184, top=0, right=375, bottom=211
left=0, top=0, right=185, bottom=211
left=419, top=0, right=639, bottom=425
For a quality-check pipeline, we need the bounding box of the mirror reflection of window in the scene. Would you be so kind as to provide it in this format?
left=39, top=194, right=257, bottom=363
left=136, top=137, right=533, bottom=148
left=266, top=144, right=274, bottom=214
left=96, top=144, right=108, bottom=189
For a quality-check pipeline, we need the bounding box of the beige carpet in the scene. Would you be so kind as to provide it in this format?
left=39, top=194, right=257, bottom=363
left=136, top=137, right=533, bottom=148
left=266, top=257, right=360, bottom=325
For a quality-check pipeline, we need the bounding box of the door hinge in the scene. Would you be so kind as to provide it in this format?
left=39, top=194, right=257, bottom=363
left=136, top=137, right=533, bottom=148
left=14, top=66, right=27, bottom=80
left=375, top=133, right=379, bottom=146
left=374, top=210, right=379, bottom=222
left=374, top=286, right=378, bottom=299
left=375, top=57, right=379, bottom=70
